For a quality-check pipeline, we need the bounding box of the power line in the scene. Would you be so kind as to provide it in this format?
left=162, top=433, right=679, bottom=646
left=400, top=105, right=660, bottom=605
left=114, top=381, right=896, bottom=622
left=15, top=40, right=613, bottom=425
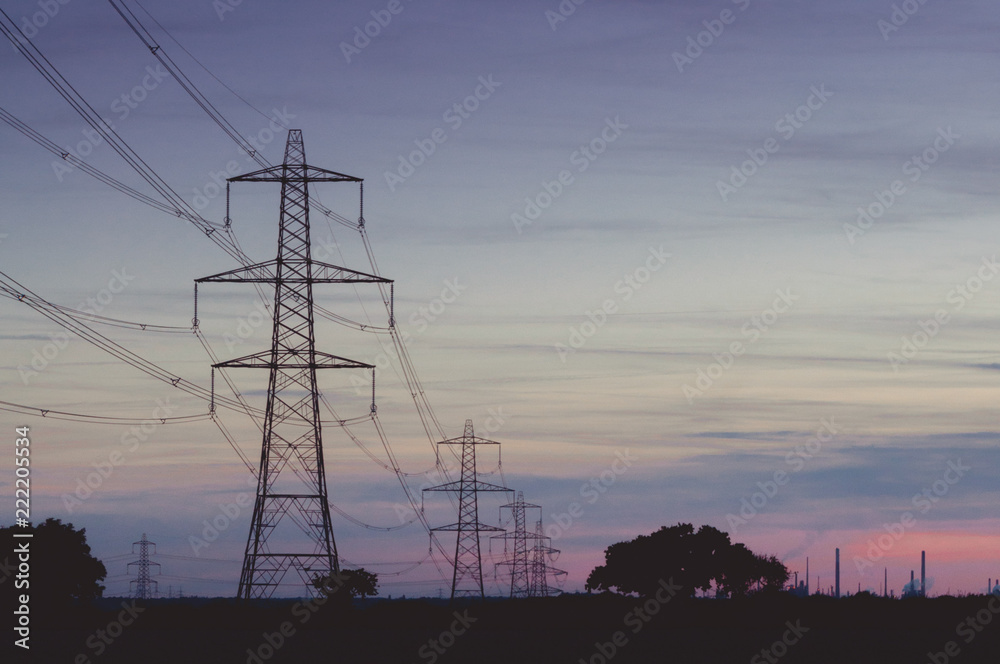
left=5, top=6, right=491, bottom=590
left=0, top=104, right=184, bottom=218
left=0, top=399, right=209, bottom=426
left=0, top=10, right=247, bottom=264
left=128, top=533, right=160, bottom=599
left=131, top=0, right=277, bottom=125
left=424, top=420, right=512, bottom=600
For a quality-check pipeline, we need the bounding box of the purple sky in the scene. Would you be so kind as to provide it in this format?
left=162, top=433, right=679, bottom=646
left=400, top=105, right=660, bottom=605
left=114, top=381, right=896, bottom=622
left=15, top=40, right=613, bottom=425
left=2, top=0, right=999, bottom=598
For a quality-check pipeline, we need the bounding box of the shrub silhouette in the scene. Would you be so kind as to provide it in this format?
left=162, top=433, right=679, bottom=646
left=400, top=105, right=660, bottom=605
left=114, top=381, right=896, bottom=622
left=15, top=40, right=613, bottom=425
left=311, top=567, right=379, bottom=606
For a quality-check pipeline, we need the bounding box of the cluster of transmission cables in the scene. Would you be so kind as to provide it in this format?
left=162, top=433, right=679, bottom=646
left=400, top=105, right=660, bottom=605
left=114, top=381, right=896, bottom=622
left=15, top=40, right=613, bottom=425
left=0, top=0, right=511, bottom=591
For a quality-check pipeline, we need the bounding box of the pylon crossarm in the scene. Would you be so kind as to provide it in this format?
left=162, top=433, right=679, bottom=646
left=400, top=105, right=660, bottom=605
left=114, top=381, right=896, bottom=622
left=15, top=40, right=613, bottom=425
left=492, top=532, right=544, bottom=540
left=213, top=350, right=374, bottom=370
left=431, top=523, right=506, bottom=533
left=438, top=437, right=502, bottom=446
left=309, top=260, right=392, bottom=283
left=197, top=258, right=391, bottom=284
left=424, top=480, right=511, bottom=493
left=196, top=260, right=278, bottom=283
left=230, top=163, right=362, bottom=183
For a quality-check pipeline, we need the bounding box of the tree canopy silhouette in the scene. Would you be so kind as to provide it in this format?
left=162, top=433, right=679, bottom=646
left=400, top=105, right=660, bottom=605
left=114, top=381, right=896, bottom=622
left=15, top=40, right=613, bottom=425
left=312, top=567, right=378, bottom=605
left=1, top=518, right=107, bottom=611
left=585, top=523, right=788, bottom=598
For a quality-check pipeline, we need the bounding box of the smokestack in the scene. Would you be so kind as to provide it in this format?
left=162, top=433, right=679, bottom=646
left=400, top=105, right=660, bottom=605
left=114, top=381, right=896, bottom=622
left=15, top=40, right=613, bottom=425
left=835, top=548, right=840, bottom=598
left=806, top=557, right=810, bottom=596
left=921, top=551, right=926, bottom=597
left=884, top=568, right=888, bottom=598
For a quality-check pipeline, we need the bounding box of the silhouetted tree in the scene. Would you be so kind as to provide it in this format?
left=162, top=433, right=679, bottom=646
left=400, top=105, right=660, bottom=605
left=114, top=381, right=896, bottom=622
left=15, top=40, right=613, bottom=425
left=1, top=518, right=107, bottom=611
left=586, top=523, right=788, bottom=598
left=755, top=554, right=790, bottom=593
left=312, top=567, right=378, bottom=605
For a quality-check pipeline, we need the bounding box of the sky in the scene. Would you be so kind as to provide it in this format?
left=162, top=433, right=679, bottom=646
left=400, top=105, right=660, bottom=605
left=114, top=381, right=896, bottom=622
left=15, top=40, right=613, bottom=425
left=1, top=0, right=999, bottom=599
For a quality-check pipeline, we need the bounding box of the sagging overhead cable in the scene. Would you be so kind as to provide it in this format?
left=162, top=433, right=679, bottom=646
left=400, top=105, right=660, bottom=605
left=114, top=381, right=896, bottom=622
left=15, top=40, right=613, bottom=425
left=105, top=2, right=451, bottom=461
left=0, top=268, right=258, bottom=416
left=109, top=0, right=359, bottom=231
left=0, top=105, right=180, bottom=218
left=0, top=281, right=191, bottom=334
left=0, top=8, right=249, bottom=266
left=0, top=399, right=210, bottom=426
left=106, top=0, right=270, bottom=171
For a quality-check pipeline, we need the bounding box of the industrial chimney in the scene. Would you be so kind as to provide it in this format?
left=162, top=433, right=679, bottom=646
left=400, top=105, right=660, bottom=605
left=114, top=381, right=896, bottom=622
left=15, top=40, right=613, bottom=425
left=921, top=551, right=926, bottom=597
left=835, top=548, right=840, bottom=598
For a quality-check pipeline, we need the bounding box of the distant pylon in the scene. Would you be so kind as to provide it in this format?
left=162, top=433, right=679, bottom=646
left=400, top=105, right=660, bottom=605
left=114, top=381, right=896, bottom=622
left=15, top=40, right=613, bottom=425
left=424, top=420, right=512, bottom=599
left=197, top=130, right=391, bottom=599
left=528, top=520, right=566, bottom=597
left=128, top=533, right=160, bottom=600
left=492, top=491, right=541, bottom=598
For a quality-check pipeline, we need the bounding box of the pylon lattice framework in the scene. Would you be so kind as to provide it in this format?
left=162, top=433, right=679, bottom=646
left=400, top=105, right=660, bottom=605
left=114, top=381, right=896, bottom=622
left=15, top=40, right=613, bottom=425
left=128, top=533, right=160, bottom=600
left=197, top=130, right=391, bottom=599
left=424, top=420, right=512, bottom=600
left=528, top=519, right=566, bottom=597
left=491, top=491, right=540, bottom=598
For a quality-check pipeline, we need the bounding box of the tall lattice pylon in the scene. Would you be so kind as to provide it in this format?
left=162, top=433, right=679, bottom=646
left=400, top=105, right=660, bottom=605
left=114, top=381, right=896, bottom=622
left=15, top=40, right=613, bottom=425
left=197, top=130, right=391, bottom=599
left=528, top=520, right=566, bottom=597
left=128, top=533, right=160, bottom=599
left=424, top=420, right=512, bottom=599
left=492, top=491, right=540, bottom=598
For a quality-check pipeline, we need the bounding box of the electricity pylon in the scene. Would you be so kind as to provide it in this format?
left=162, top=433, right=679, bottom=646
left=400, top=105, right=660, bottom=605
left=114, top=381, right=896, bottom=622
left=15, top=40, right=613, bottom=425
left=528, top=520, right=566, bottom=597
left=128, top=533, right=160, bottom=599
left=197, top=130, right=391, bottom=599
left=492, top=491, right=540, bottom=598
left=424, top=420, right=512, bottom=599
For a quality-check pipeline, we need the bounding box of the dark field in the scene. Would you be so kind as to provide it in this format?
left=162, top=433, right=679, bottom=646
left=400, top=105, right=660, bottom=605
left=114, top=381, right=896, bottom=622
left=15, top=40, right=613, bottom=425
left=15, top=593, right=1000, bottom=664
